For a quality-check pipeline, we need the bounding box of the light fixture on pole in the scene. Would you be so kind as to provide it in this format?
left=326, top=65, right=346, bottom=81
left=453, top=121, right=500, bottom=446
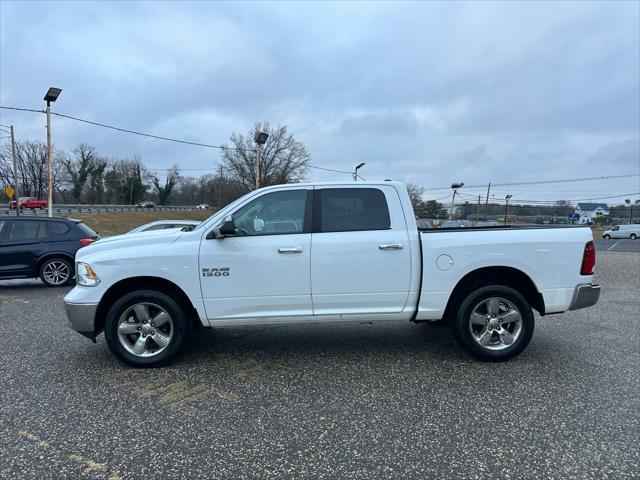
left=44, top=87, right=62, bottom=217
left=353, top=162, right=366, bottom=181
left=254, top=130, right=268, bottom=190
left=449, top=182, right=464, bottom=220
left=504, top=194, right=513, bottom=224
left=0, top=124, right=19, bottom=216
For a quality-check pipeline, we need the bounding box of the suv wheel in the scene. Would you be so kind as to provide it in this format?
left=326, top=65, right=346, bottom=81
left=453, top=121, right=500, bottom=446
left=104, top=290, right=189, bottom=367
left=451, top=285, right=534, bottom=362
left=39, top=258, right=73, bottom=287
left=631, top=233, right=637, bottom=240
left=603, top=234, right=610, bottom=239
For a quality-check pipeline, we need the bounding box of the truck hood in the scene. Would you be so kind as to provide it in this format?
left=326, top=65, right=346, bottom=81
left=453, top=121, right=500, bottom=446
left=77, top=229, right=184, bottom=261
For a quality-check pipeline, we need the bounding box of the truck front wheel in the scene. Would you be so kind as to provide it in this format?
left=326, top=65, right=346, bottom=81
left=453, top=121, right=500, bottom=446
left=451, top=285, right=534, bottom=362
left=104, top=290, right=189, bottom=367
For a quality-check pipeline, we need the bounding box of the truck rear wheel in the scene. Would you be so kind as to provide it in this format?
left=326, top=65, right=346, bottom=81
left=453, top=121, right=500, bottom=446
left=104, top=290, right=189, bottom=367
left=451, top=285, right=534, bottom=361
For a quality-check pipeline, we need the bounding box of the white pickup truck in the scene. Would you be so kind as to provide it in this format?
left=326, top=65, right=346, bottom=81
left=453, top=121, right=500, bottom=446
left=64, top=181, right=600, bottom=367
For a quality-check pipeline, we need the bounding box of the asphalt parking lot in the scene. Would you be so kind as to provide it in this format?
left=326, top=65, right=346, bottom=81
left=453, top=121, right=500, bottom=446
left=594, top=238, right=640, bottom=253
left=1, top=252, right=638, bottom=479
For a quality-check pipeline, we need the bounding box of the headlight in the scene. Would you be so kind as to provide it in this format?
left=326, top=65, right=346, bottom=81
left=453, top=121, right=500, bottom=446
left=76, top=262, right=100, bottom=287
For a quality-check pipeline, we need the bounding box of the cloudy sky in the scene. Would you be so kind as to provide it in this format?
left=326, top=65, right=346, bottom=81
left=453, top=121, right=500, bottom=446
left=1, top=1, right=638, bottom=203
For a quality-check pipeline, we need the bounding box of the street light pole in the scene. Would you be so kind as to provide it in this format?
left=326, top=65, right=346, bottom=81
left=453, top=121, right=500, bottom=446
left=254, top=131, right=269, bottom=190
left=43, top=87, right=61, bottom=218
left=449, top=182, right=464, bottom=220
left=353, top=162, right=365, bottom=181
left=504, top=194, right=512, bottom=224
left=46, top=102, right=52, bottom=217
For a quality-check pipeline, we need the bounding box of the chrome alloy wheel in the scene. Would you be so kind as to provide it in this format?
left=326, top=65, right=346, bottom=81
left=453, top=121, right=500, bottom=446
left=468, top=297, right=523, bottom=351
left=42, top=260, right=71, bottom=285
left=117, top=302, right=174, bottom=358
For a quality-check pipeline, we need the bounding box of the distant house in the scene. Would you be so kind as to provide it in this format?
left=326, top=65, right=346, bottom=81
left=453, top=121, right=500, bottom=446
left=575, top=203, right=609, bottom=223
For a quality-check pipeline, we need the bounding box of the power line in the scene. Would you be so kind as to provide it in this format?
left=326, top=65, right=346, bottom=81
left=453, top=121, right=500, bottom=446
left=422, top=174, right=639, bottom=191
left=0, top=106, right=45, bottom=114
left=50, top=111, right=248, bottom=151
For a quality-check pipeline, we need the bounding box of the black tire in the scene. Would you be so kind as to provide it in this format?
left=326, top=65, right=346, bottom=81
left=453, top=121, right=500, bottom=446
left=603, top=234, right=610, bottom=239
left=451, top=284, right=534, bottom=362
left=631, top=234, right=637, bottom=240
left=39, top=257, right=74, bottom=287
left=104, top=289, right=189, bottom=368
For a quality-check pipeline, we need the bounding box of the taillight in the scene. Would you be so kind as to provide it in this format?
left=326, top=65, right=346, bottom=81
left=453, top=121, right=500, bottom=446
left=580, top=241, right=596, bottom=275
left=80, top=238, right=94, bottom=247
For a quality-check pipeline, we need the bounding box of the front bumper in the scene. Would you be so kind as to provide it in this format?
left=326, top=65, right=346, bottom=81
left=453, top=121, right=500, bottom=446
left=64, top=301, right=99, bottom=342
left=569, top=283, right=601, bottom=311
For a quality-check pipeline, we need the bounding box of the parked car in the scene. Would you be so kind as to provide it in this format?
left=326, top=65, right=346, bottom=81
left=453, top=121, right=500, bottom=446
left=416, top=219, right=434, bottom=229
left=128, top=220, right=200, bottom=234
left=440, top=220, right=474, bottom=228
left=196, top=204, right=211, bottom=210
left=137, top=201, right=155, bottom=209
left=9, top=197, right=48, bottom=210
left=64, top=181, right=600, bottom=367
left=0, top=217, right=99, bottom=287
left=602, top=224, right=640, bottom=240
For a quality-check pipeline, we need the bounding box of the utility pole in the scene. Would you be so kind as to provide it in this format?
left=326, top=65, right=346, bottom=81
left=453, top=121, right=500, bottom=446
left=477, top=195, right=481, bottom=221
left=484, top=182, right=491, bottom=220
left=1, top=124, right=20, bottom=216
left=218, top=164, right=223, bottom=210
left=10, top=126, right=19, bottom=216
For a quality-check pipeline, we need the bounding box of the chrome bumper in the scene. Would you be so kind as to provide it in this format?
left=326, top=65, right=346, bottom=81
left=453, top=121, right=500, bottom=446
left=569, top=283, right=601, bottom=311
left=64, top=301, right=99, bottom=342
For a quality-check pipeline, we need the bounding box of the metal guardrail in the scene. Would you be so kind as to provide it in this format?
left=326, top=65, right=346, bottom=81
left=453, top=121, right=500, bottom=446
left=1, top=204, right=205, bottom=216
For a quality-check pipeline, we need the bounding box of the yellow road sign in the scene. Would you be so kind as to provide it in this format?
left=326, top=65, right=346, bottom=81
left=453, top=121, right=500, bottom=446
left=5, top=185, right=14, bottom=199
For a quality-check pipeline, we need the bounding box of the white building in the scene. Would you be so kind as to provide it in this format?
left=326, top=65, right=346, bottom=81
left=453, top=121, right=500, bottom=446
left=575, top=203, right=609, bottom=224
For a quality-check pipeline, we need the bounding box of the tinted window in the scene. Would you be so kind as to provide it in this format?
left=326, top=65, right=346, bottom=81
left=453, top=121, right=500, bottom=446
left=7, top=221, right=48, bottom=242
left=0, top=220, right=6, bottom=239
left=233, top=190, right=307, bottom=235
left=51, top=222, right=70, bottom=236
left=77, top=222, right=98, bottom=237
left=318, top=188, right=390, bottom=232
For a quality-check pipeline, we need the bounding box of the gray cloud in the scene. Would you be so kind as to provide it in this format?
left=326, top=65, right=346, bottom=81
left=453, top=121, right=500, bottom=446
left=0, top=0, right=638, bottom=201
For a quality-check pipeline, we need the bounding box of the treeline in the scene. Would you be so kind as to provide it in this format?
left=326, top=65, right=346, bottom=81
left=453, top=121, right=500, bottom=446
left=0, top=122, right=311, bottom=206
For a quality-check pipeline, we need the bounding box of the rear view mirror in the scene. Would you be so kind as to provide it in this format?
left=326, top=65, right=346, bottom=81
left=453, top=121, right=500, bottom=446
left=253, top=218, right=265, bottom=233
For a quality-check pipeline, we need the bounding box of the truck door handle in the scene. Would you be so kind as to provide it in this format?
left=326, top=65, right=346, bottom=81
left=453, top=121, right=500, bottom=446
left=278, top=247, right=303, bottom=254
left=379, top=243, right=403, bottom=250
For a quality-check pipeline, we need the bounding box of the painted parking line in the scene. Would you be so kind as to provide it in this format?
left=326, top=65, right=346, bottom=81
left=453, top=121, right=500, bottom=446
left=608, top=241, right=621, bottom=251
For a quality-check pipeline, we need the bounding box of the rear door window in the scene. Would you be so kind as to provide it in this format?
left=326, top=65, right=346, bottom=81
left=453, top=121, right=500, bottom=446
left=0, top=220, right=6, bottom=242
left=316, top=188, right=391, bottom=232
left=7, top=221, right=49, bottom=242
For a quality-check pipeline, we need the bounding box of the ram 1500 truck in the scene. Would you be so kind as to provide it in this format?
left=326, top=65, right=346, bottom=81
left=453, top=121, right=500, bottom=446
left=64, top=181, right=600, bottom=367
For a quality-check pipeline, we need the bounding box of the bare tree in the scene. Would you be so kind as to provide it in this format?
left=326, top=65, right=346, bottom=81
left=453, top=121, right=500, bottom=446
left=0, top=140, right=64, bottom=200
left=221, top=122, right=311, bottom=191
left=152, top=165, right=181, bottom=205
left=63, top=144, right=98, bottom=203
left=406, top=183, right=427, bottom=216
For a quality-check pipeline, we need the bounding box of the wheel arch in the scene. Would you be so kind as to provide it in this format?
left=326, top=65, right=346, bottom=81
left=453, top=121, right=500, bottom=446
left=443, top=266, right=545, bottom=320
left=95, top=276, right=201, bottom=335
left=37, top=252, right=75, bottom=273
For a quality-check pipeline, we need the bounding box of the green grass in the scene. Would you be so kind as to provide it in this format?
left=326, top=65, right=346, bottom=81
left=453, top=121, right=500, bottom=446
left=72, top=211, right=212, bottom=237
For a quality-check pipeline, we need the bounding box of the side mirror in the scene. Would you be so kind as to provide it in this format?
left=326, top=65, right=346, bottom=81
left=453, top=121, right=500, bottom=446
left=220, top=215, right=236, bottom=236
left=206, top=215, right=236, bottom=240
